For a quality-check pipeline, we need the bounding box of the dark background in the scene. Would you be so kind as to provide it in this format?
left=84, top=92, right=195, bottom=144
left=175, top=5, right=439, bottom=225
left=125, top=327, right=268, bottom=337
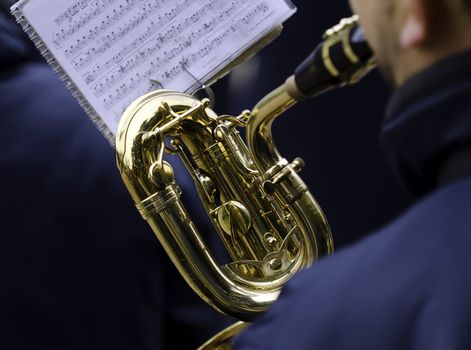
left=213, top=1, right=412, bottom=249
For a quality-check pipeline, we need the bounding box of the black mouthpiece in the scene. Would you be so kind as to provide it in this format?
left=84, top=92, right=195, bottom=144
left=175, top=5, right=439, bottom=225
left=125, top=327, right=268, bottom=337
left=293, top=19, right=374, bottom=98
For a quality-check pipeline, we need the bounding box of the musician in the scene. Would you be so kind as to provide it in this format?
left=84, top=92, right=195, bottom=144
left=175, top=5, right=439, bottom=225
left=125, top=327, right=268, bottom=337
left=0, top=6, right=231, bottom=350
left=234, top=0, right=471, bottom=348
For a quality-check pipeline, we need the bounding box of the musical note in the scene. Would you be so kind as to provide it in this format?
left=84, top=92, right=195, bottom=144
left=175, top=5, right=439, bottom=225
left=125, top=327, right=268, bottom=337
left=53, top=0, right=120, bottom=49
left=90, top=44, right=164, bottom=96
left=54, top=0, right=93, bottom=26
left=67, top=0, right=198, bottom=68
left=184, top=1, right=269, bottom=68
left=64, top=0, right=160, bottom=58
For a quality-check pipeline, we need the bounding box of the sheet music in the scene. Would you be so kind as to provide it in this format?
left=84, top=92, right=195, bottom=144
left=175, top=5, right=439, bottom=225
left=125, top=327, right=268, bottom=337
left=12, top=0, right=295, bottom=138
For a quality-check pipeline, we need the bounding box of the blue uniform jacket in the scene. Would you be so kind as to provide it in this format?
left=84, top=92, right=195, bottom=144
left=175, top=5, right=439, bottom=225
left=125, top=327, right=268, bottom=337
left=0, top=11, right=230, bottom=350
left=234, top=51, right=471, bottom=350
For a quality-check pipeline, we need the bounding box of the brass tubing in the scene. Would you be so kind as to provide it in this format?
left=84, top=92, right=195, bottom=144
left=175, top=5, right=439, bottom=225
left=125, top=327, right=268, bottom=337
left=246, top=81, right=333, bottom=263
left=246, top=83, right=297, bottom=173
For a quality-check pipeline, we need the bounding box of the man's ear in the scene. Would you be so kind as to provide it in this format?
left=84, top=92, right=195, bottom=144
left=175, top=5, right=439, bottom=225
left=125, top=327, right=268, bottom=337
left=399, top=0, right=427, bottom=48
left=399, top=0, right=445, bottom=49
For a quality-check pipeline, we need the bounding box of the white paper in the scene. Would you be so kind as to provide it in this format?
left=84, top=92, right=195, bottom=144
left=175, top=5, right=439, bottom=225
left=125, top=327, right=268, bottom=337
left=13, top=0, right=295, bottom=136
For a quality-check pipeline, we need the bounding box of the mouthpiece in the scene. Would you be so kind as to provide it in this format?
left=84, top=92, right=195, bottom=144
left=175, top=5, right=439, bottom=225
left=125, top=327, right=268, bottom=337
left=286, top=15, right=375, bottom=100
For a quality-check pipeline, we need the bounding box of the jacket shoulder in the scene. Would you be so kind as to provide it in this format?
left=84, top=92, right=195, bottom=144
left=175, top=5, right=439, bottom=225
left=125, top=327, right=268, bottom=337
left=234, top=178, right=471, bottom=350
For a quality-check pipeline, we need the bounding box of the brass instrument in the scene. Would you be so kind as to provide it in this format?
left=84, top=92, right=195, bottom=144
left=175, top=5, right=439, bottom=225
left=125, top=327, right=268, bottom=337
left=116, top=15, right=374, bottom=349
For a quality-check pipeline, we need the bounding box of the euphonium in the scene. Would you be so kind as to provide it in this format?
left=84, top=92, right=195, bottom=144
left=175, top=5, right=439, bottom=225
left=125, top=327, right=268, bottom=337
left=116, top=15, right=375, bottom=349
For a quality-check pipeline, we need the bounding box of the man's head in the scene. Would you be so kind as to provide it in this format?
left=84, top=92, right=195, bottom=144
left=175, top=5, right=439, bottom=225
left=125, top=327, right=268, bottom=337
left=349, top=0, right=471, bottom=87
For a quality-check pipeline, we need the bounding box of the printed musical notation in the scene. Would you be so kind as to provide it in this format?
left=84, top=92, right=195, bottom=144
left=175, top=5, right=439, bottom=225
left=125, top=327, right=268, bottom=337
left=87, top=0, right=250, bottom=98
left=54, top=0, right=95, bottom=26
left=53, top=0, right=119, bottom=48
left=184, top=2, right=270, bottom=68
left=101, top=1, right=271, bottom=111
left=62, top=0, right=177, bottom=58
left=71, top=4, right=177, bottom=71
left=17, top=0, right=295, bottom=135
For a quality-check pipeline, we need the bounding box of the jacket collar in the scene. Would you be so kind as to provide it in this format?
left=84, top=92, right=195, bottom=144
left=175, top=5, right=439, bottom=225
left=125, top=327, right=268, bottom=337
left=380, top=50, right=471, bottom=197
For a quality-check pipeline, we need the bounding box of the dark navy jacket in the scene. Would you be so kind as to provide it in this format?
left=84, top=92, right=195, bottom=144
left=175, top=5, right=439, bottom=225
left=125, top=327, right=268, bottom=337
left=234, top=52, right=471, bottom=350
left=0, top=11, right=230, bottom=350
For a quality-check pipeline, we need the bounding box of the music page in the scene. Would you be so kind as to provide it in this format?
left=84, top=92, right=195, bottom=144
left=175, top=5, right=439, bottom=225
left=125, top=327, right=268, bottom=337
left=12, top=0, right=295, bottom=138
